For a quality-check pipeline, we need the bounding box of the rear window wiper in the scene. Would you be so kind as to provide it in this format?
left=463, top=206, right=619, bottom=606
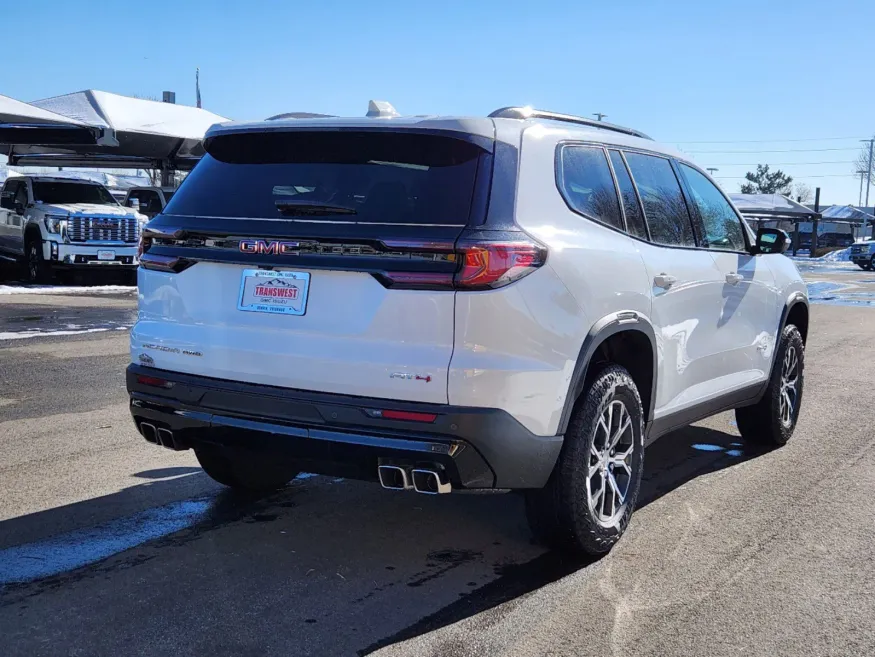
left=275, top=200, right=358, bottom=216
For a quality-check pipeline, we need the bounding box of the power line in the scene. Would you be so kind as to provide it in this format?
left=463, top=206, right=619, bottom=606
left=713, top=173, right=855, bottom=180
left=706, top=160, right=856, bottom=166
left=674, top=136, right=865, bottom=144
left=685, top=147, right=859, bottom=154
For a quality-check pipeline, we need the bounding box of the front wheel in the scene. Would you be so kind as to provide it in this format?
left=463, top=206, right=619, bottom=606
left=195, top=445, right=299, bottom=492
left=525, top=365, right=645, bottom=556
left=736, top=325, right=805, bottom=446
left=25, top=239, right=52, bottom=284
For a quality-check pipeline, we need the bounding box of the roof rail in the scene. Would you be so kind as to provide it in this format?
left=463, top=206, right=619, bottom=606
left=488, top=107, right=652, bottom=140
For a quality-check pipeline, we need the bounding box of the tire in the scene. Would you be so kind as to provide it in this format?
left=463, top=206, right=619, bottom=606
left=195, top=445, right=299, bottom=492
left=25, top=238, right=52, bottom=284
left=735, top=325, right=805, bottom=447
left=525, top=365, right=645, bottom=556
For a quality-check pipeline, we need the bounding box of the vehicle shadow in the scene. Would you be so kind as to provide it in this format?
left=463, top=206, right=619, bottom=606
left=362, top=423, right=768, bottom=653
left=0, top=423, right=769, bottom=657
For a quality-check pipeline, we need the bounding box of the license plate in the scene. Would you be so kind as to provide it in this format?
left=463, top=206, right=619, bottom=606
left=97, top=250, right=116, bottom=261
left=238, top=269, right=310, bottom=316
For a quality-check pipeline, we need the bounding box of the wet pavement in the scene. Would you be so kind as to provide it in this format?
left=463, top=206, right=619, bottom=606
left=1, top=265, right=875, bottom=656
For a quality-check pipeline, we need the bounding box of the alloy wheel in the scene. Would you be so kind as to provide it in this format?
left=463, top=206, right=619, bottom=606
left=779, top=345, right=800, bottom=427
left=586, top=400, right=635, bottom=527
left=28, top=244, right=39, bottom=281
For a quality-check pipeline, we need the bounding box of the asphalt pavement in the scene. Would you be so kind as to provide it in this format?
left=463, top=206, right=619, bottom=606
left=1, top=263, right=874, bottom=657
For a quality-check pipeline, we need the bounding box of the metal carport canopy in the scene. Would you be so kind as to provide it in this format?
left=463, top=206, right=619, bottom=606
left=728, top=193, right=822, bottom=222
left=0, top=93, right=114, bottom=147
left=1, top=90, right=228, bottom=170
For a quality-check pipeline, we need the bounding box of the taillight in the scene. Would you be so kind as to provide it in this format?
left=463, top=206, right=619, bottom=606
left=137, top=232, right=151, bottom=260
left=455, top=241, right=546, bottom=290
left=374, top=236, right=547, bottom=291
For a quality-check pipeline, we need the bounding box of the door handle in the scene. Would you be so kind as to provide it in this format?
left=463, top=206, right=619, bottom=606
left=725, top=272, right=743, bottom=285
left=653, top=273, right=677, bottom=289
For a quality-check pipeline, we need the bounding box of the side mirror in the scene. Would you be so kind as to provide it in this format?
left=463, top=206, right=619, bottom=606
left=13, top=202, right=25, bottom=215
left=0, top=196, right=12, bottom=211
left=753, top=227, right=790, bottom=255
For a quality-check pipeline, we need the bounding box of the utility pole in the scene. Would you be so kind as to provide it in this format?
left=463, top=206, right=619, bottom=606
left=862, top=138, right=874, bottom=209
left=858, top=170, right=867, bottom=206
left=593, top=113, right=607, bottom=121
left=810, top=187, right=821, bottom=258
left=706, top=167, right=719, bottom=176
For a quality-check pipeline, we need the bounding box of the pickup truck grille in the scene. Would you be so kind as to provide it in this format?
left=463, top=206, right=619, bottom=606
left=67, top=216, right=138, bottom=244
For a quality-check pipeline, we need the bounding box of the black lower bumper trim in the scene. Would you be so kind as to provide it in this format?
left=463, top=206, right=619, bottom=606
left=126, top=364, right=562, bottom=489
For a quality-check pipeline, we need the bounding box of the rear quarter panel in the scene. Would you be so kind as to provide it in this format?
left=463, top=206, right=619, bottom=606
left=449, top=125, right=652, bottom=437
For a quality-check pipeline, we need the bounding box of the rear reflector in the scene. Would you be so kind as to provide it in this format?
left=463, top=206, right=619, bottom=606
left=364, top=409, right=438, bottom=423
left=136, top=375, right=174, bottom=389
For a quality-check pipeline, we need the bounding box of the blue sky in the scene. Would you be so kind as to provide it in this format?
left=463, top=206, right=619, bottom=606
left=5, top=0, right=875, bottom=204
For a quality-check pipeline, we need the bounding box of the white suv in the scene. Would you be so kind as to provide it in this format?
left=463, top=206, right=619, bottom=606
left=127, top=106, right=808, bottom=555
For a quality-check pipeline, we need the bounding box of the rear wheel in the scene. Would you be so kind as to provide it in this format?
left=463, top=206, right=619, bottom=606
left=195, top=445, right=299, bottom=491
left=525, top=365, right=645, bottom=556
left=736, top=325, right=805, bottom=447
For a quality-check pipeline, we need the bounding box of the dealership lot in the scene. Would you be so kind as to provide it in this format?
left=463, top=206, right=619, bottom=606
left=1, top=263, right=874, bottom=656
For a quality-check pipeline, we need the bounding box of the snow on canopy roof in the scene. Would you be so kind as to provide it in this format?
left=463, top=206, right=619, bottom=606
left=821, top=204, right=875, bottom=223
left=31, top=90, right=228, bottom=139
left=5, top=90, right=230, bottom=169
left=0, top=94, right=89, bottom=126
left=727, top=193, right=817, bottom=216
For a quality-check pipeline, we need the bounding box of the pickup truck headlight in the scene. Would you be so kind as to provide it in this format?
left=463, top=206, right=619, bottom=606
left=44, top=215, right=67, bottom=234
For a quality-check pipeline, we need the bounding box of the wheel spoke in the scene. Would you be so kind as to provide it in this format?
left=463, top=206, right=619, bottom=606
left=599, top=476, right=608, bottom=518
left=610, top=417, right=632, bottom=450
left=597, top=417, right=610, bottom=450
left=608, top=471, right=626, bottom=504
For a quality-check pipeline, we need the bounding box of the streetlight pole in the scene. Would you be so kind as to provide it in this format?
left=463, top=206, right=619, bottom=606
left=593, top=113, right=607, bottom=122
left=706, top=167, right=719, bottom=176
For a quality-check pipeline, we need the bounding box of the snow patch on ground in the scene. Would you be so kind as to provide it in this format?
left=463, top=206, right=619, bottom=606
left=790, top=247, right=851, bottom=263
left=0, top=326, right=132, bottom=341
left=0, top=285, right=135, bottom=295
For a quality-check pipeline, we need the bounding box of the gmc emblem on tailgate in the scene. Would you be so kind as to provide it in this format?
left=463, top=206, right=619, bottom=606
left=239, top=239, right=300, bottom=255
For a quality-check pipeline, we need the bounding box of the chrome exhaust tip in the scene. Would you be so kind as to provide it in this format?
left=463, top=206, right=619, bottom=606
left=378, top=465, right=412, bottom=490
left=411, top=469, right=452, bottom=495
left=140, top=422, right=158, bottom=444
left=156, top=428, right=175, bottom=449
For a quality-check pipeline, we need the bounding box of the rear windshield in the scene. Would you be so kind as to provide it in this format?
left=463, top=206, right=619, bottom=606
left=165, top=131, right=484, bottom=225
left=32, top=181, right=118, bottom=206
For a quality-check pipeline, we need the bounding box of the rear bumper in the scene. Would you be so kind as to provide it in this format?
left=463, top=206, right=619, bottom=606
left=126, top=364, right=563, bottom=489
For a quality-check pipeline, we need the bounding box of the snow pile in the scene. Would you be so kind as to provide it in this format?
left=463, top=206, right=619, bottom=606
left=823, top=247, right=851, bottom=262
left=0, top=285, right=135, bottom=295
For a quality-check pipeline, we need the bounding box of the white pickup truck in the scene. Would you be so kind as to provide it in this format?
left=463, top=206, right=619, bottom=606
left=0, top=175, right=146, bottom=283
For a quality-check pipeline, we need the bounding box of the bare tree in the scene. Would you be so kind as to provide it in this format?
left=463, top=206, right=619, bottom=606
left=793, top=183, right=813, bottom=204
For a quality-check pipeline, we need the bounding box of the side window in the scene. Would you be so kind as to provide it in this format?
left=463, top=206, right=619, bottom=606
left=608, top=150, right=647, bottom=240
left=624, top=152, right=695, bottom=247
left=557, top=145, right=623, bottom=231
left=679, top=164, right=746, bottom=251
left=12, top=181, right=28, bottom=208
